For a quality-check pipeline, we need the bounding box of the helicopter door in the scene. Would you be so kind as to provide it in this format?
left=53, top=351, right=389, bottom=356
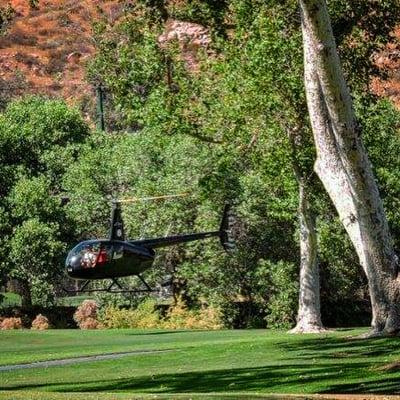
left=112, top=244, right=124, bottom=260
left=96, top=247, right=108, bottom=265
left=95, top=244, right=113, bottom=266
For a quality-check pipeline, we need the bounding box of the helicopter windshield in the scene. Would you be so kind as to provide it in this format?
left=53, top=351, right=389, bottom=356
left=68, top=241, right=113, bottom=269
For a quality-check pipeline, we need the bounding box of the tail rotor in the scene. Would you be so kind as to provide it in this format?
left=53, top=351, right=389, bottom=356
left=219, top=205, right=236, bottom=253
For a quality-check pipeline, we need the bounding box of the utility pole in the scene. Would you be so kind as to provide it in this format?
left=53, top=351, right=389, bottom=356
left=96, top=84, right=105, bottom=131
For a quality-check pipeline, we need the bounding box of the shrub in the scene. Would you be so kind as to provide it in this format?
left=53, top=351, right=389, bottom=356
left=130, top=299, right=160, bottom=328
left=100, top=307, right=135, bottom=329
left=45, top=57, right=65, bottom=74
left=100, top=298, right=223, bottom=330
left=197, top=305, right=224, bottom=330
left=162, top=298, right=223, bottom=330
left=78, top=317, right=99, bottom=330
left=0, top=306, right=76, bottom=329
left=31, top=314, right=50, bottom=330
left=58, top=13, right=73, bottom=27
left=0, top=29, right=38, bottom=48
left=0, top=73, right=27, bottom=110
left=15, top=52, right=42, bottom=67
left=0, top=4, right=15, bottom=34
left=74, top=300, right=99, bottom=329
left=38, top=39, right=62, bottom=50
left=162, top=297, right=195, bottom=329
left=100, top=299, right=160, bottom=329
left=0, top=317, right=22, bottom=330
left=28, top=0, right=39, bottom=10
left=263, top=260, right=299, bottom=329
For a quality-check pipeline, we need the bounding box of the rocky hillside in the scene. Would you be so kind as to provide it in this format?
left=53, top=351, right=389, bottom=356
left=0, top=0, right=121, bottom=107
left=372, top=27, right=400, bottom=108
left=0, top=1, right=400, bottom=109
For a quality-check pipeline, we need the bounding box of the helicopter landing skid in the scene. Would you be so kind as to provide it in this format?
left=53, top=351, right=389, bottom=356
left=63, top=275, right=156, bottom=294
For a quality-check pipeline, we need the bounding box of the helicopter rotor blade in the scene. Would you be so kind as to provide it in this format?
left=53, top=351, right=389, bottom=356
left=116, top=193, right=189, bottom=204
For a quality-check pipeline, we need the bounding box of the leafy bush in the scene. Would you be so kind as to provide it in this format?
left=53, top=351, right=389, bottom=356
left=0, top=97, right=89, bottom=307
left=0, top=306, right=76, bottom=329
left=8, top=219, right=64, bottom=307
left=79, top=318, right=99, bottom=330
left=0, top=4, right=15, bottom=34
left=14, top=52, right=42, bottom=68
left=162, top=298, right=223, bottom=330
left=73, top=300, right=99, bottom=329
left=0, top=317, right=22, bottom=330
left=264, top=260, right=299, bottom=330
left=195, top=305, right=224, bottom=330
left=100, top=298, right=223, bottom=330
left=0, top=292, right=21, bottom=308
left=31, top=314, right=50, bottom=330
left=162, top=297, right=199, bottom=329
left=100, top=299, right=160, bottom=329
left=0, top=29, right=38, bottom=48
left=28, top=0, right=39, bottom=10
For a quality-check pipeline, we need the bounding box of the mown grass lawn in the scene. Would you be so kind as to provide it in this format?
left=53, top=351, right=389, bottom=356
left=1, top=328, right=400, bottom=399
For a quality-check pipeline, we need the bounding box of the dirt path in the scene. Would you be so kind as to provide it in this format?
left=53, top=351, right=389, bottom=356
left=0, top=349, right=173, bottom=372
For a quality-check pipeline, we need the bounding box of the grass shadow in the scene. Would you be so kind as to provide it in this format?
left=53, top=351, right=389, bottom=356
left=125, top=331, right=189, bottom=336
left=4, top=331, right=400, bottom=396
left=278, top=334, right=400, bottom=361
left=7, top=361, right=400, bottom=394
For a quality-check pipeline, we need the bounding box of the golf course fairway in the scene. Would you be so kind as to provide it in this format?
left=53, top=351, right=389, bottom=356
left=1, top=329, right=400, bottom=399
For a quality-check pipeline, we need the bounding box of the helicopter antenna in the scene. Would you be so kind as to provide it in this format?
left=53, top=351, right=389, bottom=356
left=117, top=193, right=189, bottom=204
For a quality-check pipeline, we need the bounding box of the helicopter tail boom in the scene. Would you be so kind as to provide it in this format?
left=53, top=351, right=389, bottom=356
left=129, top=230, right=220, bottom=249
left=130, top=205, right=235, bottom=252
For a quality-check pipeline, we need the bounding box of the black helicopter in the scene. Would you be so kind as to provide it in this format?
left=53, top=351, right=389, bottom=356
left=65, top=197, right=234, bottom=293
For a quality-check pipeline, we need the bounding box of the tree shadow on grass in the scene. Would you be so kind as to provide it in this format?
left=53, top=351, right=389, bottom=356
left=125, top=331, right=188, bottom=336
left=278, top=335, right=400, bottom=361
left=6, top=333, right=400, bottom=395
left=320, top=377, right=400, bottom=395
left=7, top=361, right=400, bottom=395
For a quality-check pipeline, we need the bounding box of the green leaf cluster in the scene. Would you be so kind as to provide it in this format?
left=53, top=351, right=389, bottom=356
left=82, top=0, right=400, bottom=327
left=0, top=97, right=89, bottom=306
left=2, top=1, right=400, bottom=328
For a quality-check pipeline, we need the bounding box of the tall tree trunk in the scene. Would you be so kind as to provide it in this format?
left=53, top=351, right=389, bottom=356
left=286, top=128, right=324, bottom=333
left=300, top=0, right=400, bottom=334
left=290, top=178, right=324, bottom=333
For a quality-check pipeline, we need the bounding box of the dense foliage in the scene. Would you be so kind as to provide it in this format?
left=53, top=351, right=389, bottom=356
left=1, top=1, right=400, bottom=328
left=83, top=0, right=400, bottom=327
left=0, top=97, right=89, bottom=306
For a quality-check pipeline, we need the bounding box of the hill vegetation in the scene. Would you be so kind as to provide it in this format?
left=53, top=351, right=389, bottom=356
left=0, top=0, right=120, bottom=110
left=0, top=1, right=399, bottom=108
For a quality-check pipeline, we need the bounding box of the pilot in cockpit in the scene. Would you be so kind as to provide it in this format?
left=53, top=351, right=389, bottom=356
left=81, top=245, right=97, bottom=268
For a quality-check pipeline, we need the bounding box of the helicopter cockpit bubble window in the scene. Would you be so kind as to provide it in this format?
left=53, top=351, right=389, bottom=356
left=68, top=241, right=113, bottom=269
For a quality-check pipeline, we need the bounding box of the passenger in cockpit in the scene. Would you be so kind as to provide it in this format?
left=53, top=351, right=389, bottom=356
left=81, top=246, right=97, bottom=268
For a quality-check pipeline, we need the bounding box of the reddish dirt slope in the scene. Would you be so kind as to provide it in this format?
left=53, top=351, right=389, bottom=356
left=0, top=0, right=121, bottom=105
left=372, top=27, right=400, bottom=108
left=1, top=1, right=400, bottom=109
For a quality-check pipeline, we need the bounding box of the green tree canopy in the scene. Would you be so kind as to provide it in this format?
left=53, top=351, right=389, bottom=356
left=0, top=97, right=89, bottom=306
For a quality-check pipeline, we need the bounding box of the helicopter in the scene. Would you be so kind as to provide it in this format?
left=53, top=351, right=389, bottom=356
left=64, top=195, right=235, bottom=293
